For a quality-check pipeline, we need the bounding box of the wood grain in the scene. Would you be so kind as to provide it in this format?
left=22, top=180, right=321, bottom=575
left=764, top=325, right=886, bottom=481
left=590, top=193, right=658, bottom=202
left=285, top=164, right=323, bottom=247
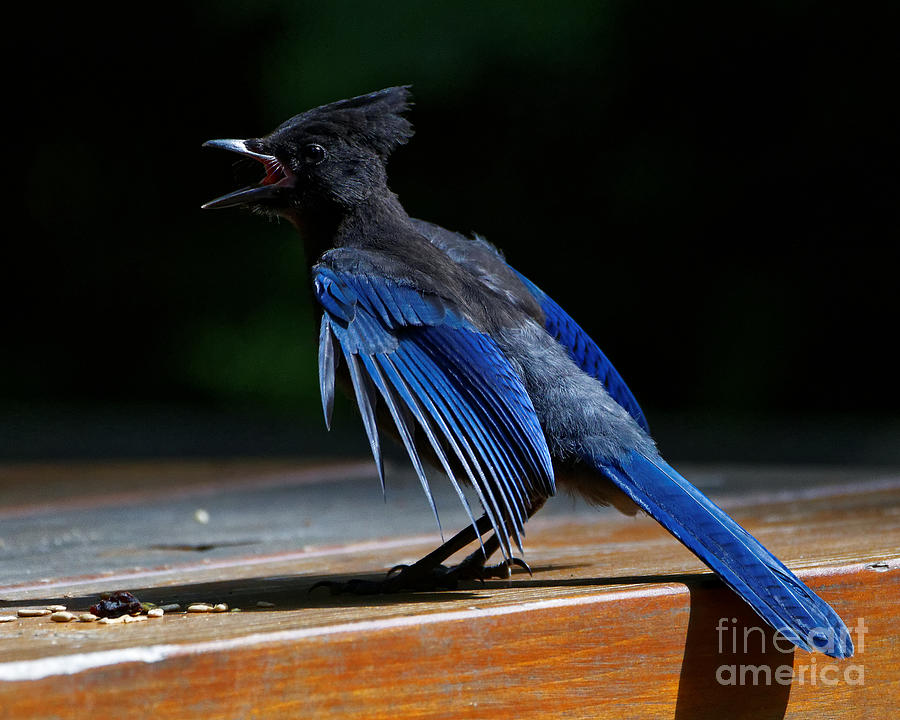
left=0, top=462, right=897, bottom=719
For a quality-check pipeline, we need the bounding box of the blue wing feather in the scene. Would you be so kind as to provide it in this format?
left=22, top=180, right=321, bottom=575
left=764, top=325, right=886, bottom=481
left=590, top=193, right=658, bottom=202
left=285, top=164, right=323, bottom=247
left=397, top=340, right=519, bottom=552
left=360, top=353, right=443, bottom=533
left=314, top=264, right=555, bottom=559
left=375, top=352, right=482, bottom=534
left=342, top=347, right=386, bottom=496
left=512, top=269, right=650, bottom=433
left=318, top=315, right=335, bottom=431
left=414, top=330, right=532, bottom=537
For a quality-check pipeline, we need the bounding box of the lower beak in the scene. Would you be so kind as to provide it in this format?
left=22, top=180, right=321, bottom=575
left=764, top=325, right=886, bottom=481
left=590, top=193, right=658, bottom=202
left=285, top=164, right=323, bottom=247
left=201, top=183, right=283, bottom=210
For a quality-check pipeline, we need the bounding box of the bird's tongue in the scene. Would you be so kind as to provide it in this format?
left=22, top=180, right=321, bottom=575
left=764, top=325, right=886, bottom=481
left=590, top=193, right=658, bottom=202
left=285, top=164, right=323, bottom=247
left=260, top=158, right=285, bottom=186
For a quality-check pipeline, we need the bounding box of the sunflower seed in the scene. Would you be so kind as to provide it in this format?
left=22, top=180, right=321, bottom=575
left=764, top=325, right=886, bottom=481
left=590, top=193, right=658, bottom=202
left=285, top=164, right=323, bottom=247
left=187, top=603, right=213, bottom=613
left=18, top=608, right=51, bottom=617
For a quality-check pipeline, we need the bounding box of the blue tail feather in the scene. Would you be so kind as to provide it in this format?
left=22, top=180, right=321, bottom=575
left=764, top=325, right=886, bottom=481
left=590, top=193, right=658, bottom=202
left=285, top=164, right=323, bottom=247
left=599, top=450, right=854, bottom=658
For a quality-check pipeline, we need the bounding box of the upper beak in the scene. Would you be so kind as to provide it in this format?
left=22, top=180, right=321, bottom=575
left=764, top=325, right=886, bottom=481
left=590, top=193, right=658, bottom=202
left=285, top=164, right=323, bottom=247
left=201, top=138, right=294, bottom=210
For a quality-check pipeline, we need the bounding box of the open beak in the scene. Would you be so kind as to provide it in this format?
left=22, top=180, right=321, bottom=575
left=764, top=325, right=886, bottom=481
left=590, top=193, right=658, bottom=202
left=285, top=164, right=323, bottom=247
left=201, top=139, right=295, bottom=209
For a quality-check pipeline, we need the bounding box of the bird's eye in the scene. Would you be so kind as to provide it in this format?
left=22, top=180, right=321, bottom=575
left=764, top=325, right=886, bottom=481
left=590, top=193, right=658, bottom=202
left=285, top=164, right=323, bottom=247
left=301, top=143, right=326, bottom=165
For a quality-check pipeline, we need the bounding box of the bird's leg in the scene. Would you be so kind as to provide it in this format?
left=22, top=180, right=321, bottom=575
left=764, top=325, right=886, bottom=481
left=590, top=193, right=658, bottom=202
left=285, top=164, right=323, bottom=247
left=428, top=530, right=529, bottom=582
left=440, top=498, right=545, bottom=582
left=312, top=500, right=545, bottom=595
left=310, top=513, right=494, bottom=595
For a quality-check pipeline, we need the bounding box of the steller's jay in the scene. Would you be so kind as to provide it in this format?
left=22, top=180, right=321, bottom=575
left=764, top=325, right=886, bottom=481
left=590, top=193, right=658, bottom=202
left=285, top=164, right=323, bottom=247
left=203, top=87, right=852, bottom=658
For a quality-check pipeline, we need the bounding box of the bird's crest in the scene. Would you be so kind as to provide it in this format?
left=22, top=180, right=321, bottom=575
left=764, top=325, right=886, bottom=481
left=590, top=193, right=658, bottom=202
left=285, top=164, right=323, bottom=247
left=277, top=86, right=414, bottom=157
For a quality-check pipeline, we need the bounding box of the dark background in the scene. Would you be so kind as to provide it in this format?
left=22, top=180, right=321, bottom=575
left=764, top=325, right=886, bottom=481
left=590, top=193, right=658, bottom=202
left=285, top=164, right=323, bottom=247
left=3, top=1, right=898, bottom=464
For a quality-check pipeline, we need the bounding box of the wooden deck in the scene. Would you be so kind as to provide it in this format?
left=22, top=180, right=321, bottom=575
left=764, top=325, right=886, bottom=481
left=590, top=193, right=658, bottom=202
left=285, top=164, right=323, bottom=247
left=0, top=460, right=897, bottom=718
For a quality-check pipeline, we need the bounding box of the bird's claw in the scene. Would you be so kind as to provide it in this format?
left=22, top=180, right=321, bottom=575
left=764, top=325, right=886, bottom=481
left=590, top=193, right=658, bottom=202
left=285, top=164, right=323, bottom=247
left=387, top=563, right=410, bottom=578
left=483, top=557, right=533, bottom=579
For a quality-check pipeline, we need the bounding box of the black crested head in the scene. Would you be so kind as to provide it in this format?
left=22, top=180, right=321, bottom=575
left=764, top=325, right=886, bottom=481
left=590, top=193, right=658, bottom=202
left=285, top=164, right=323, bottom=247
left=279, top=85, right=414, bottom=159
left=202, top=87, right=413, bottom=218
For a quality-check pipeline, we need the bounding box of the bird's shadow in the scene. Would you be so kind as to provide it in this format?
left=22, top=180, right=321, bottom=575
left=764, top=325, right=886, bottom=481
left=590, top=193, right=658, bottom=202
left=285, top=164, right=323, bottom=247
left=673, top=578, right=794, bottom=720
left=6, top=566, right=792, bottom=718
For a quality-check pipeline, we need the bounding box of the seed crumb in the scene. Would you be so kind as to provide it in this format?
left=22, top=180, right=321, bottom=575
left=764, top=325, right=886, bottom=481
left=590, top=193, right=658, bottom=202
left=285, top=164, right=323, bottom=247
left=187, top=603, right=213, bottom=613
left=98, top=616, right=125, bottom=625
left=46, top=604, right=67, bottom=612
left=0, top=615, right=16, bottom=623
left=147, top=607, right=164, bottom=618
left=18, top=608, right=52, bottom=617
left=212, top=603, right=229, bottom=613
left=78, top=613, right=99, bottom=622
left=50, top=611, right=75, bottom=623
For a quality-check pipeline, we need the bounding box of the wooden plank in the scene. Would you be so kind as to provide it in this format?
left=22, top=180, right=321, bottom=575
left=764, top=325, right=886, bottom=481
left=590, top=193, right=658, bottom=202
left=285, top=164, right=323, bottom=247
left=0, top=462, right=898, bottom=718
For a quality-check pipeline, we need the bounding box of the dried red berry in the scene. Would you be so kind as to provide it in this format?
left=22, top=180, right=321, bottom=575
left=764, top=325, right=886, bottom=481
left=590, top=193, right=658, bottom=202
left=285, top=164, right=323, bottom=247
left=89, top=591, right=143, bottom=618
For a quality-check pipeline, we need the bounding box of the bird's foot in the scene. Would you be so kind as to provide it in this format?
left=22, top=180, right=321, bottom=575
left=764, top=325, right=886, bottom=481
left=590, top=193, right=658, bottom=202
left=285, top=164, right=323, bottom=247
left=310, top=551, right=532, bottom=596
left=388, top=553, right=532, bottom=586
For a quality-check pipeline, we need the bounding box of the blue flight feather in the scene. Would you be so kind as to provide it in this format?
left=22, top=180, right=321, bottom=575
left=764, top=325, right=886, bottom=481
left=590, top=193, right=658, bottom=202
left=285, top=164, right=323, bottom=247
left=318, top=315, right=335, bottom=431
left=342, top=345, right=386, bottom=495
left=398, top=341, right=518, bottom=554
